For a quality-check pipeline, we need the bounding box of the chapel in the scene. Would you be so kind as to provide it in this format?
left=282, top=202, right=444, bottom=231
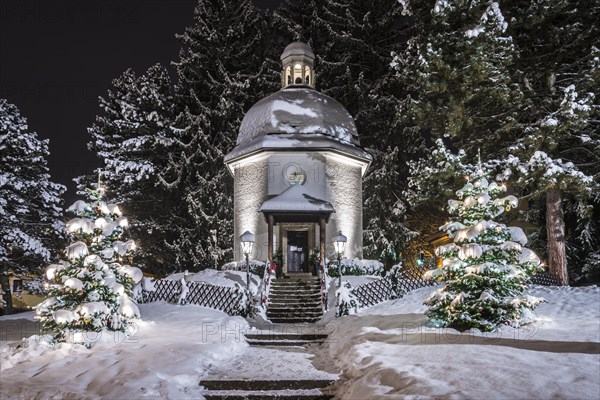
left=224, top=42, right=371, bottom=274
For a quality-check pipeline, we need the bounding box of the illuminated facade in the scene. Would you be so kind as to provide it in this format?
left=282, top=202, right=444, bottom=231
left=224, top=42, right=371, bottom=274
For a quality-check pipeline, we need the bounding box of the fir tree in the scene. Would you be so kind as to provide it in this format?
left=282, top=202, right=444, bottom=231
left=425, top=165, right=544, bottom=332
left=36, top=186, right=142, bottom=344
left=393, top=0, right=525, bottom=156
left=0, top=99, right=65, bottom=313
left=161, top=0, right=278, bottom=269
left=499, top=0, right=600, bottom=285
left=82, top=64, right=179, bottom=274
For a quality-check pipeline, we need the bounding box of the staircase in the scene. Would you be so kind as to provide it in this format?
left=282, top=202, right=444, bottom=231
left=201, top=331, right=336, bottom=400
left=267, top=275, right=324, bottom=323
left=199, top=275, right=336, bottom=400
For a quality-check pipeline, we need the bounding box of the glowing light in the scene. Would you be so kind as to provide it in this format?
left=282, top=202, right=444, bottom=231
left=107, top=204, right=122, bottom=216
left=95, top=217, right=108, bottom=229
left=458, top=243, right=483, bottom=260
left=97, top=202, right=110, bottom=215
left=66, top=241, right=89, bottom=260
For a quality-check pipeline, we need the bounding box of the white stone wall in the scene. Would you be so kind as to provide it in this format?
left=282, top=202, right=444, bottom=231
left=233, top=157, right=269, bottom=261
left=325, top=155, right=363, bottom=259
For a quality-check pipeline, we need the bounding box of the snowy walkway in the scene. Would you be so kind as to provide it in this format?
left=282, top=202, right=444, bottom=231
left=199, top=327, right=339, bottom=399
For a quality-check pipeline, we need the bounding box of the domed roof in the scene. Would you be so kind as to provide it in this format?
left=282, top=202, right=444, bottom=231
left=236, top=87, right=359, bottom=146
left=280, top=41, right=315, bottom=61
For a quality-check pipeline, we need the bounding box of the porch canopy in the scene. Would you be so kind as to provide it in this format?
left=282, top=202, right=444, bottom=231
left=259, top=184, right=334, bottom=261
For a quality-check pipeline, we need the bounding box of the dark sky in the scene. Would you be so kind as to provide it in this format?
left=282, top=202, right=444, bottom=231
left=0, top=0, right=283, bottom=204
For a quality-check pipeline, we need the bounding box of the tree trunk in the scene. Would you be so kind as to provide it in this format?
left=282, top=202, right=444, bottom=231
left=546, top=188, right=568, bottom=285
left=0, top=272, right=13, bottom=314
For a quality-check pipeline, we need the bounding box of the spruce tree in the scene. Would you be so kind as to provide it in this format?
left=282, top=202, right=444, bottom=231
left=161, top=0, right=278, bottom=269
left=393, top=0, right=525, bottom=157
left=37, top=186, right=142, bottom=344
left=0, top=99, right=65, bottom=313
left=499, top=0, right=600, bottom=284
left=425, top=165, right=544, bottom=332
left=82, top=64, right=179, bottom=274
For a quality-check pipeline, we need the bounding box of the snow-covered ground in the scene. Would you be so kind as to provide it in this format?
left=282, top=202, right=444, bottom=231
left=1, top=303, right=250, bottom=399
left=316, top=285, right=600, bottom=400
left=1, top=285, right=598, bottom=399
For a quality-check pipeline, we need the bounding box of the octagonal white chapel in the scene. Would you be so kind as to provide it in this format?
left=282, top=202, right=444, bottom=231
left=224, top=42, right=371, bottom=274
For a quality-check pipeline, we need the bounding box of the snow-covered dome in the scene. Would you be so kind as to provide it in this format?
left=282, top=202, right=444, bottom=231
left=225, top=41, right=370, bottom=166
left=236, top=87, right=359, bottom=146
left=281, top=41, right=315, bottom=60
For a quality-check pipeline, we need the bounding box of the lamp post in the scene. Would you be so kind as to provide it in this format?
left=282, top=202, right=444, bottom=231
left=240, top=231, right=255, bottom=292
left=417, top=251, right=425, bottom=268
left=333, top=230, right=347, bottom=288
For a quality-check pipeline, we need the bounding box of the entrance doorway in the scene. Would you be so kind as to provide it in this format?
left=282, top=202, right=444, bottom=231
left=286, top=231, right=308, bottom=272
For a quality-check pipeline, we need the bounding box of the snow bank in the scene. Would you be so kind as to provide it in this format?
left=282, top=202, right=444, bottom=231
left=0, top=303, right=249, bottom=399
left=315, top=285, right=600, bottom=399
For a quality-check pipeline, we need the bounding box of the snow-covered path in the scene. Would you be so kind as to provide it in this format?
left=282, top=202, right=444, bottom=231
left=201, top=345, right=338, bottom=382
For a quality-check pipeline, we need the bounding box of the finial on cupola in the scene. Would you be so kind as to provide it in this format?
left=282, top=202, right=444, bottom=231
left=280, top=41, right=315, bottom=88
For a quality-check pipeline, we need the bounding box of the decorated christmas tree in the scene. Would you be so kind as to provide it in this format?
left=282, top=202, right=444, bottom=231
left=36, top=184, right=143, bottom=344
left=424, top=165, right=544, bottom=332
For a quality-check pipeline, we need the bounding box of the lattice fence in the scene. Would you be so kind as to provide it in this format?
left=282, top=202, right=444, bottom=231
left=531, top=272, right=561, bottom=286
left=353, top=278, right=394, bottom=307
left=139, top=279, right=245, bottom=316
left=347, top=268, right=561, bottom=313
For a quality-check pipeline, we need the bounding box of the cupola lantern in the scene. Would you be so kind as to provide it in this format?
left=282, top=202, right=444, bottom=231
left=280, top=41, right=315, bottom=88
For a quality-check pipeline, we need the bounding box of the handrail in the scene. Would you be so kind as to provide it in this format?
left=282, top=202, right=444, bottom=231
left=318, top=259, right=329, bottom=312
left=260, top=259, right=276, bottom=309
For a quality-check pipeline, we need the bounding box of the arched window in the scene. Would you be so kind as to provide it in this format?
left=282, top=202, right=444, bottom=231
left=304, top=66, right=311, bottom=85
left=293, top=63, right=303, bottom=84
left=286, top=66, right=292, bottom=85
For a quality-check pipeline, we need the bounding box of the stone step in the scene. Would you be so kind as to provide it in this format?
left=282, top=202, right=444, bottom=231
left=267, top=306, right=323, bottom=313
left=282, top=273, right=316, bottom=278
left=267, top=311, right=323, bottom=318
left=270, top=287, right=321, bottom=292
left=268, top=301, right=322, bottom=306
left=245, top=333, right=329, bottom=341
left=246, top=339, right=325, bottom=347
left=271, top=280, right=321, bottom=285
left=269, top=317, right=322, bottom=323
left=203, top=389, right=333, bottom=400
left=269, top=292, right=321, bottom=298
left=269, top=288, right=321, bottom=294
left=269, top=298, right=321, bottom=303
left=201, top=379, right=336, bottom=391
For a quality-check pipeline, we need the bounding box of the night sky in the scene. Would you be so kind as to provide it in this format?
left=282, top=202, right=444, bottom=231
left=0, top=0, right=283, bottom=203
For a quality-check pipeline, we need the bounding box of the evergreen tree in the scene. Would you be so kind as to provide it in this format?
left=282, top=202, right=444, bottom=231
left=0, top=99, right=65, bottom=313
left=499, top=0, right=600, bottom=284
left=37, top=186, right=142, bottom=344
left=161, top=0, right=278, bottom=269
left=275, top=0, right=416, bottom=265
left=82, top=64, right=179, bottom=274
left=396, top=1, right=598, bottom=282
left=393, top=0, right=525, bottom=156
left=425, top=165, right=544, bottom=332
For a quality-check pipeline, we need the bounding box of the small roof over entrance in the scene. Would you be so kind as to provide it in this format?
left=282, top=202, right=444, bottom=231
left=259, top=184, right=334, bottom=223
